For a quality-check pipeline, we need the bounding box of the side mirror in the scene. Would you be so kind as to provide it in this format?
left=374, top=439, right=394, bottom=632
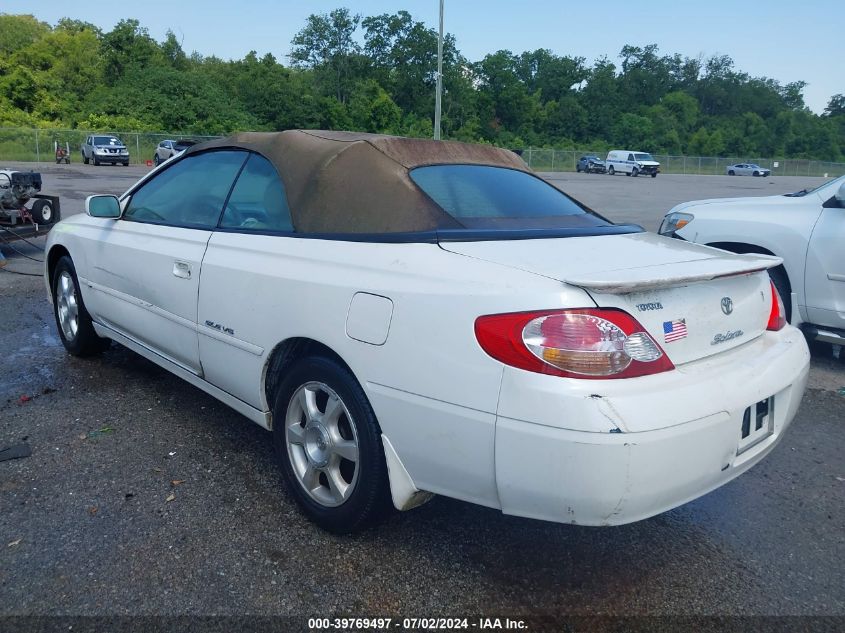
left=836, top=182, right=845, bottom=206
left=85, top=195, right=121, bottom=218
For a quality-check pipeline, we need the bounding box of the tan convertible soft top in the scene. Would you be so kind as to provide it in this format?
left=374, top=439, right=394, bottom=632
left=185, top=130, right=529, bottom=234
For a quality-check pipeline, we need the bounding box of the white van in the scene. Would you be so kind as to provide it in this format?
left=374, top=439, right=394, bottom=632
left=606, top=150, right=660, bottom=177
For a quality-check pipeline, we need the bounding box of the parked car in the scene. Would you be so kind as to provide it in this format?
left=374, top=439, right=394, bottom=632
left=45, top=130, right=808, bottom=533
left=727, top=163, right=771, bottom=177
left=81, top=135, right=129, bottom=166
left=576, top=155, right=606, bottom=174
left=660, top=176, right=845, bottom=346
left=606, top=150, right=660, bottom=177
left=154, top=139, right=198, bottom=165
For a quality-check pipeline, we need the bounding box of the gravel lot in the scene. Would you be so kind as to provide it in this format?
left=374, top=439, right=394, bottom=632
left=1, top=163, right=843, bottom=622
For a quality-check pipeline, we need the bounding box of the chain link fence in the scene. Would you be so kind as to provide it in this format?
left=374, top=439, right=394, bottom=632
left=519, top=148, right=845, bottom=178
left=0, top=127, right=221, bottom=166
left=2, top=127, right=843, bottom=177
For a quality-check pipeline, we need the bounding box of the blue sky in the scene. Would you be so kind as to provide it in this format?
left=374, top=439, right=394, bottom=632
left=9, top=0, right=842, bottom=113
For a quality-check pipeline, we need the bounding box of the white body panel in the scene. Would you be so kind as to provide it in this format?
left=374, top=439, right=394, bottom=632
left=668, top=176, right=845, bottom=333
left=45, top=196, right=810, bottom=526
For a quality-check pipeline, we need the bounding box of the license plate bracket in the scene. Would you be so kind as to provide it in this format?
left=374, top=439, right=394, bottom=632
left=738, top=396, right=775, bottom=455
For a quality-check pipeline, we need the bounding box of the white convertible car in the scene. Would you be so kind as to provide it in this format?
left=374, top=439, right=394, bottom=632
left=45, top=131, right=809, bottom=532
left=660, top=175, right=845, bottom=347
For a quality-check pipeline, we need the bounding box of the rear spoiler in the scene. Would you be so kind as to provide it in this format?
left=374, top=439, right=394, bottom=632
left=564, top=254, right=782, bottom=294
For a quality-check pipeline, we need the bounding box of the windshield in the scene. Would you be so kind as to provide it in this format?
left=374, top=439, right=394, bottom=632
left=634, top=153, right=654, bottom=161
left=94, top=136, right=121, bottom=145
left=410, top=165, right=614, bottom=230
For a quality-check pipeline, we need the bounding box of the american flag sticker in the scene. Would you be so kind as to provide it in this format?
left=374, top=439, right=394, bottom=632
left=663, top=319, right=688, bottom=343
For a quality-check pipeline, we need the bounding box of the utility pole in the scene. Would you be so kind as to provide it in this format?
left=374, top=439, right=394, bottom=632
left=434, top=0, right=443, bottom=140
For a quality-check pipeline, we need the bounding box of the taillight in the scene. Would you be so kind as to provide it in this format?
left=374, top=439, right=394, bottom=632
left=475, top=309, right=675, bottom=379
left=767, top=281, right=786, bottom=331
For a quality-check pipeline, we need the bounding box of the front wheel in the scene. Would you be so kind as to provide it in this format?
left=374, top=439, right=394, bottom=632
left=631, top=167, right=639, bottom=177
left=52, top=256, right=110, bottom=356
left=607, top=166, right=615, bottom=175
left=272, top=356, right=391, bottom=533
left=651, top=172, right=657, bottom=178
left=728, top=170, right=735, bottom=176
left=154, top=154, right=160, bottom=166
left=83, top=153, right=89, bottom=165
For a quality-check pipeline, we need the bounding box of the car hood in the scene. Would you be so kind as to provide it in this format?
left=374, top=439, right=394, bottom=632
left=670, top=192, right=817, bottom=215
left=636, top=160, right=660, bottom=166
left=95, top=144, right=126, bottom=149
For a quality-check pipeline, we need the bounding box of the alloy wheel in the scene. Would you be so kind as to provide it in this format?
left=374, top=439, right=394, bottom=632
left=56, top=271, right=79, bottom=341
left=285, top=381, right=360, bottom=507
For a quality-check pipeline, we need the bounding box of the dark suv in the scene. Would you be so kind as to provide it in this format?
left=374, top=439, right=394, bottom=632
left=576, top=155, right=606, bottom=174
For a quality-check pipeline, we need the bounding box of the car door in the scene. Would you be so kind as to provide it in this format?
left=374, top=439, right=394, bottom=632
left=198, top=152, right=295, bottom=406
left=82, top=150, right=248, bottom=374
left=805, top=198, right=845, bottom=329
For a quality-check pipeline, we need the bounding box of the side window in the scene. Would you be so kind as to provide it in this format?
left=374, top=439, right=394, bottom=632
left=219, top=153, right=293, bottom=232
left=627, top=153, right=635, bottom=161
left=124, top=150, right=247, bottom=229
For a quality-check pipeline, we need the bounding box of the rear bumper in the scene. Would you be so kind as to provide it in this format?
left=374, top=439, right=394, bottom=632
left=494, top=326, right=810, bottom=525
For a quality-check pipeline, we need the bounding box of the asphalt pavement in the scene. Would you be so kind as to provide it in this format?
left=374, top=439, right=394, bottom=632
left=0, top=164, right=843, bottom=623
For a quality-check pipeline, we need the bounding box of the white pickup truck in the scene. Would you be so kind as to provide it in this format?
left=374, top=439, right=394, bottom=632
left=660, top=176, right=845, bottom=346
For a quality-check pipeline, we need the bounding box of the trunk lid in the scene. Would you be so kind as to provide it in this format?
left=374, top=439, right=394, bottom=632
left=442, top=232, right=780, bottom=365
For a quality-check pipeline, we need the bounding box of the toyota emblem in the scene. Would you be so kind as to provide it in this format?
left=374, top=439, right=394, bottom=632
left=721, top=297, right=733, bottom=315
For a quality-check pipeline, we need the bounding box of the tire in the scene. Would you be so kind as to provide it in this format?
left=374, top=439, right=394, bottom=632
left=631, top=167, right=639, bottom=177
left=768, top=265, right=792, bottom=324
left=93, top=156, right=100, bottom=166
left=30, top=199, right=54, bottom=224
left=651, top=172, right=657, bottom=178
left=728, top=170, right=735, bottom=176
left=123, top=161, right=129, bottom=166
left=154, top=154, right=160, bottom=166
left=272, top=355, right=391, bottom=533
left=52, top=256, right=110, bottom=357
left=608, top=166, right=615, bottom=175
left=83, top=153, right=89, bottom=165
left=753, top=171, right=760, bottom=177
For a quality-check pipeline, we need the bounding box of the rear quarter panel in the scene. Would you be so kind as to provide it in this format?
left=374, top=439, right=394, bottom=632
left=196, top=234, right=594, bottom=507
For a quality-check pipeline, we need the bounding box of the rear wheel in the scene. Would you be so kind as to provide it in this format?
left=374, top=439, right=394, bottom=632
left=272, top=356, right=391, bottom=533
left=52, top=256, right=110, bottom=356
left=768, top=265, right=792, bottom=324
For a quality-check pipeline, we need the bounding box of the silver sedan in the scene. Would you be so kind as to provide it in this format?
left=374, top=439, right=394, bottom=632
left=726, top=163, right=771, bottom=177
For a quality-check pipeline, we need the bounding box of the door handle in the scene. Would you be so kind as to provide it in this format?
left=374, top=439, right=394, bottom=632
left=172, top=260, right=192, bottom=279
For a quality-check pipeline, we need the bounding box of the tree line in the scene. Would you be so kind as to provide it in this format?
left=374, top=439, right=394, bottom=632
left=1, top=10, right=843, bottom=160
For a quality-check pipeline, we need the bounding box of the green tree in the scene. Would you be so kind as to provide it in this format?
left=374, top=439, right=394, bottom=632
left=0, top=14, right=49, bottom=56
left=290, top=8, right=363, bottom=103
